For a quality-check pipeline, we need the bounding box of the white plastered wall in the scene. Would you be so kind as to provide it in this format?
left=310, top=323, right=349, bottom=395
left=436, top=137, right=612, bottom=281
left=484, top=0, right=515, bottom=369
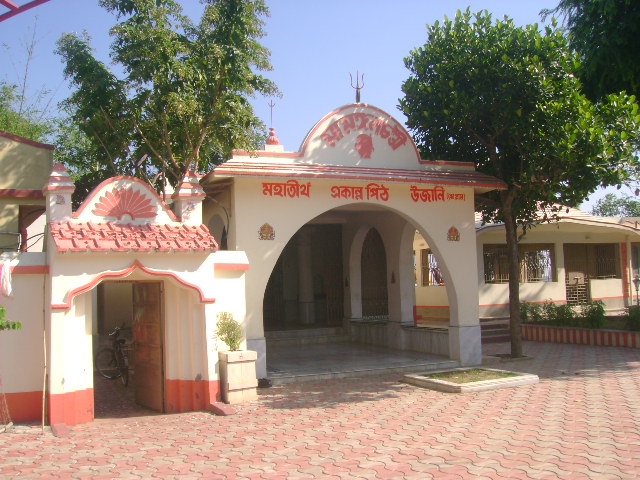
left=48, top=291, right=94, bottom=396
left=0, top=253, right=46, bottom=396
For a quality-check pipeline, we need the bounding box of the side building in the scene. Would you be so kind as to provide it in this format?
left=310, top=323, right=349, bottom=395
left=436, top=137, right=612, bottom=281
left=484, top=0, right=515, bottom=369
left=414, top=207, right=640, bottom=326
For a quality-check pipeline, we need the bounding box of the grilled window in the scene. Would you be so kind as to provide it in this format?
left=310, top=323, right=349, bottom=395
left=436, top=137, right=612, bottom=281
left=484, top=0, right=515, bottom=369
left=483, top=244, right=555, bottom=284
left=564, top=243, right=620, bottom=280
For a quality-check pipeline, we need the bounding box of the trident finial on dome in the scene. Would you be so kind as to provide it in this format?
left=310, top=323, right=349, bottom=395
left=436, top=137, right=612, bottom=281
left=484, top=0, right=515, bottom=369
left=268, top=99, right=276, bottom=128
left=350, top=71, right=364, bottom=103
left=266, top=99, right=280, bottom=146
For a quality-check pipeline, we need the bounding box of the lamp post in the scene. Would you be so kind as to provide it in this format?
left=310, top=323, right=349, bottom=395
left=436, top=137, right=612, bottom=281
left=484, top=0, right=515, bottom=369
left=633, top=275, right=640, bottom=306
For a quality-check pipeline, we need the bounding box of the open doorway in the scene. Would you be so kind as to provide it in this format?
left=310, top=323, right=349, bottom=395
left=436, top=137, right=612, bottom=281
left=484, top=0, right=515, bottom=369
left=263, top=224, right=344, bottom=331
left=94, top=281, right=165, bottom=417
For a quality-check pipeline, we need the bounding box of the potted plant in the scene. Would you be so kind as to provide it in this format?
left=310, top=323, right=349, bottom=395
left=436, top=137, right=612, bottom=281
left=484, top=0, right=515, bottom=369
left=216, top=312, right=258, bottom=404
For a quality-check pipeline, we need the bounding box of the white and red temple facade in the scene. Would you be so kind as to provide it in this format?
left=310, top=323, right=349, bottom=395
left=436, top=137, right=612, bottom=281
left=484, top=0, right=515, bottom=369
left=201, top=103, right=505, bottom=379
left=1, top=103, right=506, bottom=426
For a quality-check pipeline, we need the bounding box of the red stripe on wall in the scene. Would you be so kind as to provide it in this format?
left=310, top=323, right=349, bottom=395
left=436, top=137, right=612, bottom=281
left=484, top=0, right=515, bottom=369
left=5, top=391, right=42, bottom=423
left=214, top=263, right=249, bottom=271
left=11, top=265, right=49, bottom=274
left=48, top=388, right=94, bottom=426
left=165, top=379, right=220, bottom=413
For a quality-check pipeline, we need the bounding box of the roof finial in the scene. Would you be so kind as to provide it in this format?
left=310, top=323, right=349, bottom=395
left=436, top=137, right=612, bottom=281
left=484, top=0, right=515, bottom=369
left=350, top=71, right=364, bottom=103
left=268, top=99, right=276, bottom=128
left=266, top=99, right=280, bottom=146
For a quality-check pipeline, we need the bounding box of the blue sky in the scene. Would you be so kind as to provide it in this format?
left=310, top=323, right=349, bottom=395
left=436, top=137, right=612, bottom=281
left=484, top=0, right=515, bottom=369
left=0, top=0, right=623, bottom=208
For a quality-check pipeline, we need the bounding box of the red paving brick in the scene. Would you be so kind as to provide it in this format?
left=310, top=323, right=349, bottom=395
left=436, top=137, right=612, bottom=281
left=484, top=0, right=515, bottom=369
left=1, top=340, right=640, bottom=479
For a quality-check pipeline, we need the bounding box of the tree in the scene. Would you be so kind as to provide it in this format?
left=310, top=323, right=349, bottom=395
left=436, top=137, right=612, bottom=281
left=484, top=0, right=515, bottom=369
left=1, top=20, right=56, bottom=141
left=52, top=112, right=109, bottom=207
left=55, top=0, right=277, bottom=195
left=0, top=82, right=53, bottom=141
left=543, top=0, right=640, bottom=101
left=591, top=193, right=640, bottom=217
left=401, top=9, right=640, bottom=357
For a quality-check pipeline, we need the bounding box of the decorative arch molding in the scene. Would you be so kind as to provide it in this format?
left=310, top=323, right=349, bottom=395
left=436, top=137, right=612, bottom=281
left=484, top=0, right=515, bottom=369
left=73, top=175, right=178, bottom=222
left=51, top=260, right=215, bottom=310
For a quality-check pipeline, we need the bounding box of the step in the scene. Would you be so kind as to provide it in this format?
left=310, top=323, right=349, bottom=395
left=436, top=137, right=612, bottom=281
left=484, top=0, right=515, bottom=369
left=481, top=334, right=511, bottom=344
left=481, top=318, right=511, bottom=344
left=265, top=327, right=350, bottom=347
left=268, top=358, right=460, bottom=385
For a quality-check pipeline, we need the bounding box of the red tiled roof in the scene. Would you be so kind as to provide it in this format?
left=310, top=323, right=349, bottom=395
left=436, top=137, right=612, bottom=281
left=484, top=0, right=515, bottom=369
left=213, top=160, right=506, bottom=191
left=50, top=221, right=218, bottom=253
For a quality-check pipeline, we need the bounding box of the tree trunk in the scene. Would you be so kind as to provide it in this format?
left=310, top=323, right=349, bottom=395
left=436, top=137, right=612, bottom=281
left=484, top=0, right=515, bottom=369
left=502, top=194, right=523, bottom=357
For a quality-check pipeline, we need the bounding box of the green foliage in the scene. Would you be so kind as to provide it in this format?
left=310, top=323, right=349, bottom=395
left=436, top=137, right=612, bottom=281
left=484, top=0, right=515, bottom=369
left=580, top=300, right=606, bottom=328
left=551, top=304, right=577, bottom=327
left=626, top=305, right=640, bottom=331
left=0, top=305, right=21, bottom=331
left=521, top=300, right=606, bottom=328
left=215, top=312, right=244, bottom=351
left=543, top=0, right=640, bottom=101
left=591, top=193, right=640, bottom=217
left=401, top=9, right=639, bottom=223
left=401, top=9, right=640, bottom=356
left=55, top=0, right=278, bottom=193
left=0, top=82, right=54, bottom=142
left=53, top=112, right=122, bottom=208
left=520, top=302, right=544, bottom=323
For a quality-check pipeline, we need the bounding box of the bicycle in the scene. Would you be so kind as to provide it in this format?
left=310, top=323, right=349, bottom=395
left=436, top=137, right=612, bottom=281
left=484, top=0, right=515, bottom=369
left=94, top=326, right=130, bottom=387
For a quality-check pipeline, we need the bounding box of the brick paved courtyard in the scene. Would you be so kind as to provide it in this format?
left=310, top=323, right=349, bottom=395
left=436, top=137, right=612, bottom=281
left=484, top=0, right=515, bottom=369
left=2, top=340, right=639, bottom=479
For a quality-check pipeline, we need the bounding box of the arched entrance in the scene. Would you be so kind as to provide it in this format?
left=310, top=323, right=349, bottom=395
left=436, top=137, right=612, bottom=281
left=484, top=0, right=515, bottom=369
left=94, top=281, right=165, bottom=416
left=261, top=204, right=460, bottom=381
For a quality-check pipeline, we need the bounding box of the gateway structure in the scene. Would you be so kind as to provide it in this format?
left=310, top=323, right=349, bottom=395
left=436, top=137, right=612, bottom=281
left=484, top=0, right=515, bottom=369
left=1, top=163, right=248, bottom=426
left=201, top=103, right=506, bottom=378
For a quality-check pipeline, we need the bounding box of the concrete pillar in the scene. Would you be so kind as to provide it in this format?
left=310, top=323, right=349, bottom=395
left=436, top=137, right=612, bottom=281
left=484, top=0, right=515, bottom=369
left=171, top=169, right=206, bottom=225
left=42, top=163, right=75, bottom=223
left=297, top=228, right=315, bottom=324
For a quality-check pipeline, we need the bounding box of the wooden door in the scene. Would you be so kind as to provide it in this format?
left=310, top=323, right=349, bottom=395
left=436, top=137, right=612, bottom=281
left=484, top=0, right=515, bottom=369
left=132, top=282, right=164, bottom=412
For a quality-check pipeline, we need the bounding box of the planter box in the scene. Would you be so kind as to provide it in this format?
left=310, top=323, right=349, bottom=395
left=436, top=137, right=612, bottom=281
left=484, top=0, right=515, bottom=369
left=404, top=368, right=539, bottom=393
left=523, top=324, right=640, bottom=349
left=218, top=350, right=258, bottom=404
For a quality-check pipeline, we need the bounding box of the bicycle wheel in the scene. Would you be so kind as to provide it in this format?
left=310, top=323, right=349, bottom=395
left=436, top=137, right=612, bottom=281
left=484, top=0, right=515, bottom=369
left=117, top=349, right=129, bottom=387
left=95, top=348, right=121, bottom=380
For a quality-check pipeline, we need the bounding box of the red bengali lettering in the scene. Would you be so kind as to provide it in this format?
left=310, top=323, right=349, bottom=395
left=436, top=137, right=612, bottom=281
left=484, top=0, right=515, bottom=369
left=320, top=112, right=407, bottom=152
left=409, top=185, right=448, bottom=202
left=263, top=180, right=311, bottom=199
left=366, top=183, right=389, bottom=202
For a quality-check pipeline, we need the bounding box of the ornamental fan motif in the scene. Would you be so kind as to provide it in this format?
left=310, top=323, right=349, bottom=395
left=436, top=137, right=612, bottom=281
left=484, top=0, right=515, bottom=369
left=92, top=187, right=157, bottom=220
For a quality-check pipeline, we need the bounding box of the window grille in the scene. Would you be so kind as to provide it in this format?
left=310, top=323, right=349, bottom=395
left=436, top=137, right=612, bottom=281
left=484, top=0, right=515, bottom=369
left=483, top=244, right=555, bottom=283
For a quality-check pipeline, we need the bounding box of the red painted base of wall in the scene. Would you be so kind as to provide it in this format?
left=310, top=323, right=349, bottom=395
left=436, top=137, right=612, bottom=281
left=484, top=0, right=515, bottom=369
left=5, top=391, right=43, bottom=423
left=523, top=324, right=640, bottom=348
left=6, top=381, right=221, bottom=427
left=49, top=388, right=94, bottom=426
left=165, top=379, right=220, bottom=413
